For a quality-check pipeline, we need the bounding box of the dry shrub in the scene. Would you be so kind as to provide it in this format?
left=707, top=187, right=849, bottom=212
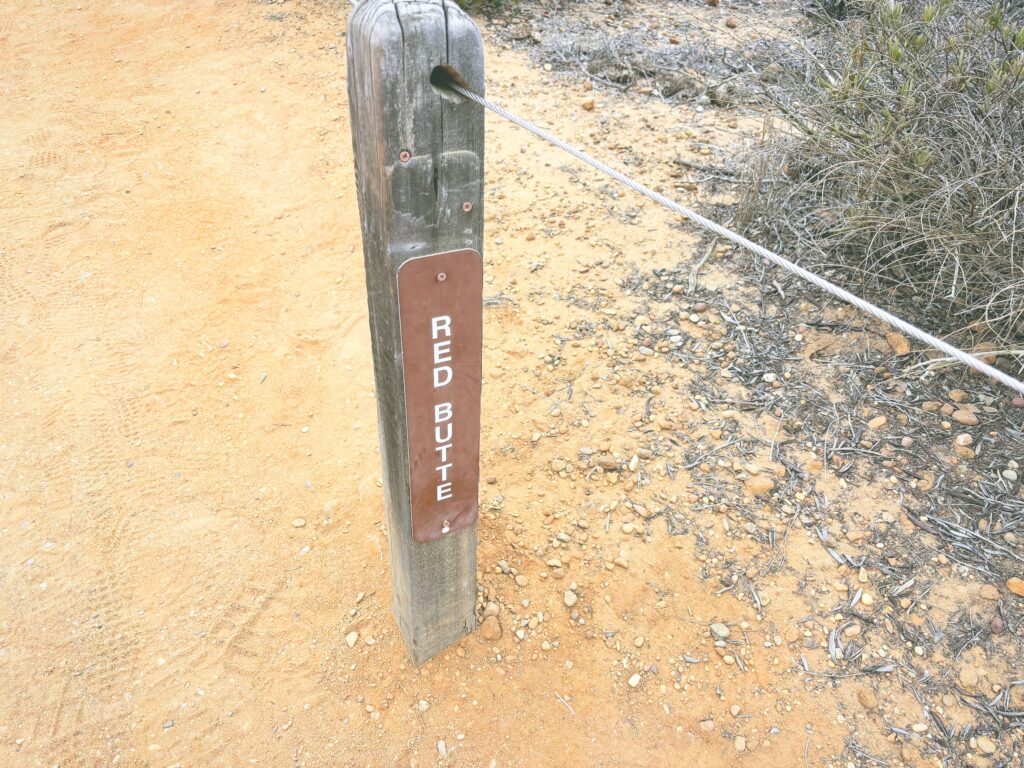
left=741, top=0, right=1024, bottom=346
left=458, top=0, right=520, bottom=13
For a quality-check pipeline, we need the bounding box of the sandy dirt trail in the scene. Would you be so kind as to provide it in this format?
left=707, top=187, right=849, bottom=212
left=0, top=1, right=924, bottom=766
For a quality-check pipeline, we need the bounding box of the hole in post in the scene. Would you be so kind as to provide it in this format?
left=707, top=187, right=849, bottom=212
left=430, top=64, right=469, bottom=103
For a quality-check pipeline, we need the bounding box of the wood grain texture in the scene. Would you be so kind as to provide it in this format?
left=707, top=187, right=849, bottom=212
left=347, top=0, right=484, bottom=664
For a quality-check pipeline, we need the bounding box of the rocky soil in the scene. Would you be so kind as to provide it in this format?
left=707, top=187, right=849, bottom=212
left=0, top=0, right=1021, bottom=766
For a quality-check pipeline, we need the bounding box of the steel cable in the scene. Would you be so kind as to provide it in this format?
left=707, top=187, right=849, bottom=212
left=447, top=81, right=1024, bottom=397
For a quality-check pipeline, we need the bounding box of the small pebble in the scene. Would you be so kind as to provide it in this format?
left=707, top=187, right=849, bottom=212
left=857, top=688, right=878, bottom=711
left=980, top=584, right=1000, bottom=600
left=976, top=735, right=997, bottom=755
left=479, top=616, right=503, bottom=641
left=709, top=622, right=731, bottom=641
left=952, top=409, right=979, bottom=426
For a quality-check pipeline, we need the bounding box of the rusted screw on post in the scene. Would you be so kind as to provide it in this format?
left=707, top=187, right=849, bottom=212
left=462, top=201, right=473, bottom=213
left=436, top=272, right=447, bottom=282
left=399, top=150, right=411, bottom=163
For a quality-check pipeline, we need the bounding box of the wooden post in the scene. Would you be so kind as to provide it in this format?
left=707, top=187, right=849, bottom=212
left=347, top=0, right=484, bottom=664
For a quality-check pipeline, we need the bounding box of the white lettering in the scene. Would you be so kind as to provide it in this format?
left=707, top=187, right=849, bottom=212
left=430, top=316, right=456, bottom=507
left=431, top=315, right=451, bottom=340
left=433, top=365, right=452, bottom=389
left=433, top=339, right=452, bottom=365
left=434, top=402, right=452, bottom=423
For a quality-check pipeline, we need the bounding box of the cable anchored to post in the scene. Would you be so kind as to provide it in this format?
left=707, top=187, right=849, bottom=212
left=437, top=75, right=1024, bottom=398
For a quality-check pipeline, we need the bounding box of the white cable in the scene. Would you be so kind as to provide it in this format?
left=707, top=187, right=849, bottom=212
left=449, top=82, right=1024, bottom=397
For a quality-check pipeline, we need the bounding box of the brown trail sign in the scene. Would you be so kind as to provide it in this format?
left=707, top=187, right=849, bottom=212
left=347, top=0, right=484, bottom=664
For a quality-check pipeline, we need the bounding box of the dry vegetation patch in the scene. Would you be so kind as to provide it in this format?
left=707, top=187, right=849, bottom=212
left=741, top=0, right=1024, bottom=349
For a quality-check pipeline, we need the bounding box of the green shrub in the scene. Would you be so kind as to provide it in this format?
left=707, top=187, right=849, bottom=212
left=741, top=0, right=1024, bottom=345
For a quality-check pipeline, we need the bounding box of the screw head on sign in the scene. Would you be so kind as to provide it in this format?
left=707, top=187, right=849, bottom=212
left=436, top=272, right=447, bottom=282
left=399, top=150, right=411, bottom=163
left=462, top=201, right=473, bottom=213
left=441, top=520, right=451, bottom=534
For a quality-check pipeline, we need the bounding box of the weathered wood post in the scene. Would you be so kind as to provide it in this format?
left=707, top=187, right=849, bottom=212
left=347, top=0, right=484, bottom=664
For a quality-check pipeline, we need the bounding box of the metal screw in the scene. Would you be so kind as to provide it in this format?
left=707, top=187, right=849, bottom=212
left=441, top=520, right=451, bottom=534
left=436, top=272, right=447, bottom=282
left=462, top=201, right=473, bottom=213
left=399, top=150, right=411, bottom=163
